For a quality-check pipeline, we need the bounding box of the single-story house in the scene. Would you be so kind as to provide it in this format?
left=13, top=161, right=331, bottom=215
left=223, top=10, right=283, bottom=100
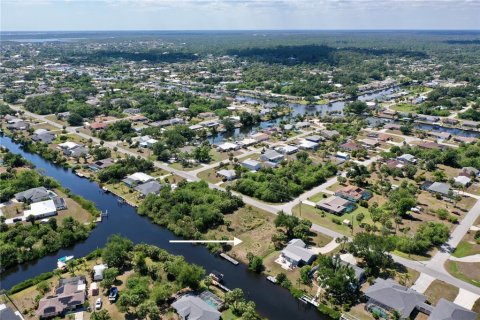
left=462, top=120, right=479, bottom=128
left=454, top=175, right=471, bottom=187
left=67, top=146, right=89, bottom=158
left=417, top=115, right=439, bottom=123
left=281, top=239, right=316, bottom=268
left=305, top=135, right=323, bottom=143
left=359, top=138, right=379, bottom=149
left=7, top=120, right=29, bottom=131
left=238, top=138, right=257, bottom=147
left=58, top=141, right=80, bottom=150
left=251, top=132, right=269, bottom=142
left=320, top=130, right=340, bottom=139
left=93, top=264, right=108, bottom=281
left=428, top=131, right=451, bottom=140
left=428, top=298, right=477, bottom=320
left=15, top=187, right=50, bottom=203
left=316, top=196, right=355, bottom=215
left=365, top=278, right=428, bottom=319
left=89, top=158, right=115, bottom=171
left=36, top=277, right=87, bottom=319
left=217, top=142, right=240, bottom=152
left=340, top=141, right=361, bottom=152
left=122, top=172, right=155, bottom=187
left=427, top=182, right=452, bottom=197
left=123, top=108, right=140, bottom=115
left=134, top=180, right=163, bottom=196
left=217, top=169, right=237, bottom=181
left=189, top=124, right=203, bottom=131
left=418, top=141, right=445, bottom=150
left=339, top=259, right=366, bottom=284
left=172, top=295, right=221, bottom=320
left=386, top=159, right=405, bottom=169
left=275, top=145, right=299, bottom=155
left=241, top=159, right=261, bottom=171
left=89, top=122, right=107, bottom=131
left=295, top=121, right=310, bottom=129
left=298, top=140, right=319, bottom=150
left=24, top=199, right=57, bottom=220
left=397, top=154, right=416, bottom=164
left=460, top=167, right=479, bottom=178
left=140, top=138, right=158, bottom=148
left=336, top=152, right=350, bottom=160
left=335, top=185, right=372, bottom=202
left=260, top=149, right=284, bottom=163
left=32, top=132, right=56, bottom=144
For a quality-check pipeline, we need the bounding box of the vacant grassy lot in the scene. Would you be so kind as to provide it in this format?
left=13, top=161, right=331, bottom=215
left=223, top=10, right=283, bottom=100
left=391, top=103, right=417, bottom=113
left=446, top=261, right=480, bottom=287
left=292, top=203, right=377, bottom=236
left=425, top=280, right=459, bottom=304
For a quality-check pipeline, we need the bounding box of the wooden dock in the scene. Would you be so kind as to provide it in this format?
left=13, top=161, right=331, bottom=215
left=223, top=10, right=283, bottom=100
left=219, top=253, right=239, bottom=265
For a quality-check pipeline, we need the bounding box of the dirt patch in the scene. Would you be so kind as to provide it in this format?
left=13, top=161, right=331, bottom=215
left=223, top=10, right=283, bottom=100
left=424, top=280, right=459, bottom=304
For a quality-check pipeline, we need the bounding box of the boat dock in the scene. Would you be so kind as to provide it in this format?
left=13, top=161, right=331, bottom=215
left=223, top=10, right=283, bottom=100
left=212, top=280, right=231, bottom=292
left=219, top=253, right=239, bottom=265
left=299, top=295, right=319, bottom=307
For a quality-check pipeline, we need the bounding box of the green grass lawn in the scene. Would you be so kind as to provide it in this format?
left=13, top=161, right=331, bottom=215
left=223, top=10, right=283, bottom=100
left=292, top=203, right=376, bottom=236
left=391, top=103, right=417, bottom=113
left=446, top=261, right=480, bottom=287
left=452, top=241, right=480, bottom=258
left=307, top=192, right=329, bottom=203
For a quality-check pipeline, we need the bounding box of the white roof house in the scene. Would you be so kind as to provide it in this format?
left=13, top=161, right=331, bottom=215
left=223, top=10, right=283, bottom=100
left=298, top=140, right=319, bottom=150
left=454, top=175, right=471, bottom=187
left=241, top=159, right=261, bottom=171
left=58, top=142, right=79, bottom=150
left=217, top=169, right=237, bottom=181
left=24, top=199, right=57, bottom=219
left=127, top=172, right=155, bottom=183
left=217, top=142, right=239, bottom=152
left=276, top=145, right=299, bottom=155
left=239, top=138, right=257, bottom=147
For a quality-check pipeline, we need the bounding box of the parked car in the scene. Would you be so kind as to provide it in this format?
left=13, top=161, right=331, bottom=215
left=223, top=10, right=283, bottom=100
left=108, top=287, right=118, bottom=302
left=95, top=298, right=102, bottom=310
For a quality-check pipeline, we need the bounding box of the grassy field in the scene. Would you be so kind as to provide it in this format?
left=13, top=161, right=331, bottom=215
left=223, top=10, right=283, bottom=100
left=446, top=261, right=480, bottom=287
left=452, top=240, right=480, bottom=258
left=424, top=280, right=459, bottom=304
left=390, top=103, right=417, bottom=113
left=292, top=203, right=376, bottom=236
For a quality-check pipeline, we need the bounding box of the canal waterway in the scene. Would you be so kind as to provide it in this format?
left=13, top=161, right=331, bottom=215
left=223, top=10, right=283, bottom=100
left=0, top=135, right=325, bottom=320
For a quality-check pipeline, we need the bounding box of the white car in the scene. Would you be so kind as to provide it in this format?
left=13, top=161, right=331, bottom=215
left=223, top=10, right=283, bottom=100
left=95, top=298, right=102, bottom=310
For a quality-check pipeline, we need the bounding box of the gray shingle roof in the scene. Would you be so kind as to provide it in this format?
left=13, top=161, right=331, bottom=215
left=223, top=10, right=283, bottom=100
left=429, top=299, right=478, bottom=320
left=282, top=239, right=315, bottom=264
left=15, top=187, right=50, bottom=203
left=172, top=295, right=221, bottom=320
left=134, top=180, right=163, bottom=196
left=365, top=278, right=427, bottom=318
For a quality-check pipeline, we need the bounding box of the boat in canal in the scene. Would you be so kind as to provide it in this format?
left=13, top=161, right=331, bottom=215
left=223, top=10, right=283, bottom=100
left=57, top=255, right=74, bottom=269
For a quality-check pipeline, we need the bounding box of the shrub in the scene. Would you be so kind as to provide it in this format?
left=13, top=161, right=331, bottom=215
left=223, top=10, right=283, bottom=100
left=318, top=304, right=341, bottom=320
left=9, top=272, right=54, bottom=294
left=332, top=217, right=342, bottom=225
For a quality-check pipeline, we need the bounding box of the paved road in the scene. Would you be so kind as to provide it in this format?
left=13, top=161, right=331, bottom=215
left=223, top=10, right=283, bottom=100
left=9, top=104, right=480, bottom=297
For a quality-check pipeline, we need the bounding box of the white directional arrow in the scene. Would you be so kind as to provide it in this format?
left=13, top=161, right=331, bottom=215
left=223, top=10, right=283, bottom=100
left=169, top=237, right=243, bottom=246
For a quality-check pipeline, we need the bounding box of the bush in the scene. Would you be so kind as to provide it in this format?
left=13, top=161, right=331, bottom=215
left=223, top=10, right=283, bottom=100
left=9, top=272, right=54, bottom=294
left=332, top=217, right=342, bottom=225
left=317, top=304, right=341, bottom=319
left=359, top=200, right=369, bottom=208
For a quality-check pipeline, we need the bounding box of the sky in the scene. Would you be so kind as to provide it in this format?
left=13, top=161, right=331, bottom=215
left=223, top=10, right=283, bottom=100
left=1, top=0, right=480, bottom=31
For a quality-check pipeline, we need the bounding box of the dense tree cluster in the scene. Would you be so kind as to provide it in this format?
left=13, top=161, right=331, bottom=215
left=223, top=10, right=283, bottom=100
left=234, top=158, right=337, bottom=203
left=98, top=120, right=136, bottom=141
left=97, top=156, right=154, bottom=183
left=0, top=216, right=90, bottom=270
left=138, top=181, right=244, bottom=238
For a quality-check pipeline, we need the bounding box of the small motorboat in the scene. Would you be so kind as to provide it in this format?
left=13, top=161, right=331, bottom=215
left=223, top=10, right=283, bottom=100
left=57, top=255, right=74, bottom=269
left=267, top=275, right=277, bottom=283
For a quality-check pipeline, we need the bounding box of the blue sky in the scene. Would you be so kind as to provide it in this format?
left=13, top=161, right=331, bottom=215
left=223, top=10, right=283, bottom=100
left=2, top=0, right=480, bottom=31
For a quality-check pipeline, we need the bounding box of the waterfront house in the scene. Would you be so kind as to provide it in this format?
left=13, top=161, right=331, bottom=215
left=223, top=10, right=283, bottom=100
left=7, top=119, right=29, bottom=131
left=172, top=295, right=221, bottom=320
left=134, top=180, right=163, bottom=197
left=36, top=276, right=87, bottom=319
left=462, top=120, right=479, bottom=128
left=217, top=142, right=240, bottom=152
left=32, top=131, right=55, bottom=144
left=281, top=239, right=316, bottom=268
left=241, top=159, right=261, bottom=171
left=89, top=158, right=115, bottom=171
left=417, top=115, right=440, bottom=123
left=295, top=121, right=310, bottom=129
left=217, top=169, right=237, bottom=181
left=335, top=185, right=371, bottom=203
left=238, top=138, right=257, bottom=147
left=316, top=196, right=355, bottom=215
left=418, top=141, right=445, bottom=150
left=365, top=278, right=428, bottom=319
left=260, top=149, right=284, bottom=163
left=452, top=136, right=477, bottom=144
left=122, top=172, right=155, bottom=187
left=15, top=187, right=50, bottom=203
left=428, top=131, right=451, bottom=140
left=251, top=132, right=269, bottom=142
left=24, top=199, right=57, bottom=220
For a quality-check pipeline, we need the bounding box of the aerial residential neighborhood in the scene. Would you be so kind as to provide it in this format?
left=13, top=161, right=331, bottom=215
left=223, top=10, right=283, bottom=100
left=1, top=2, right=480, bottom=320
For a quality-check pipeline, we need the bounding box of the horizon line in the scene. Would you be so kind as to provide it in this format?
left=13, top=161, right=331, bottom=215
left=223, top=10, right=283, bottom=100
left=2, top=28, right=480, bottom=33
